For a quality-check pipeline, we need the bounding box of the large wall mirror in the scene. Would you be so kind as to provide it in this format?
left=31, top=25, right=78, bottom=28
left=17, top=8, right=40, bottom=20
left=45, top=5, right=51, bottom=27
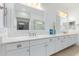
left=14, top=4, right=45, bottom=31
left=56, top=10, right=69, bottom=33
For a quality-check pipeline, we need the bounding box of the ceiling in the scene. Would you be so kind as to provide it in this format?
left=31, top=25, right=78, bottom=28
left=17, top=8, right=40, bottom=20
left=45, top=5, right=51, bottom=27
left=41, top=3, right=79, bottom=10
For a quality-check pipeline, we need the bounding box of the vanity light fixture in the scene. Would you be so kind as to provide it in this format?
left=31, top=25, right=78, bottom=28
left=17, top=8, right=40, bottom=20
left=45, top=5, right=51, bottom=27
left=26, top=3, right=43, bottom=10
left=58, top=11, right=67, bottom=17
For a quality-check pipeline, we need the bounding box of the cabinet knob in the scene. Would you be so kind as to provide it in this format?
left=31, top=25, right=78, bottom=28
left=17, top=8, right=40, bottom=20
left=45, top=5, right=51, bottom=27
left=27, top=49, right=29, bottom=52
left=17, top=44, right=22, bottom=48
left=63, top=37, right=65, bottom=39
left=61, top=40, right=64, bottom=42
left=45, top=44, right=48, bottom=47
left=50, top=39, right=52, bottom=41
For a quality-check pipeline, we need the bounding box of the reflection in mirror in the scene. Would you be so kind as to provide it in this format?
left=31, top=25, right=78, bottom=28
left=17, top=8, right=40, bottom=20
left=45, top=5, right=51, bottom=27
left=68, top=21, right=75, bottom=29
left=17, top=17, right=30, bottom=30
left=33, top=20, right=45, bottom=30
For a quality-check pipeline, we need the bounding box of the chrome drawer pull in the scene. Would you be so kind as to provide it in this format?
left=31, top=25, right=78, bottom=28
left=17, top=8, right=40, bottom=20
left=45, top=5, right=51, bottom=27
left=27, top=49, right=29, bottom=52
left=17, top=44, right=22, bottom=48
left=50, top=39, right=52, bottom=42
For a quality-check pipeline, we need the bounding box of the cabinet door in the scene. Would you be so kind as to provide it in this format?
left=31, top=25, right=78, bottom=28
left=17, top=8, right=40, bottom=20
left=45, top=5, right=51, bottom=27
left=6, top=47, right=29, bottom=56
left=63, top=36, right=72, bottom=48
left=30, top=44, right=46, bottom=56
left=72, top=35, right=77, bottom=43
left=68, top=35, right=77, bottom=45
left=55, top=37, right=62, bottom=52
left=46, top=38, right=56, bottom=56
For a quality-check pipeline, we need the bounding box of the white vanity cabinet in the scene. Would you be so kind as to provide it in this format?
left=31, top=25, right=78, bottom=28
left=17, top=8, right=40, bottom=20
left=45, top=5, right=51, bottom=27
left=68, top=34, right=77, bottom=45
left=30, top=39, right=47, bottom=56
left=30, top=43, right=46, bottom=56
left=60, top=36, right=69, bottom=48
left=5, top=41, right=30, bottom=56
left=55, top=34, right=77, bottom=53
left=6, top=47, right=29, bottom=56
left=57, top=36, right=69, bottom=49
left=61, top=34, right=77, bottom=49
left=0, top=34, right=77, bottom=56
left=46, top=37, right=56, bottom=56
left=55, top=36, right=63, bottom=52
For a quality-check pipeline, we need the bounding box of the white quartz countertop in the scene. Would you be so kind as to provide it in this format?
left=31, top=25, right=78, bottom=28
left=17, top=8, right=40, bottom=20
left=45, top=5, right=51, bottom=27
left=1, top=33, right=77, bottom=44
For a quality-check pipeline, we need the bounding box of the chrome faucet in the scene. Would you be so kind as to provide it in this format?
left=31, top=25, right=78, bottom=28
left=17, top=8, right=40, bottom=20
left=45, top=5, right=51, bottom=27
left=28, top=32, right=36, bottom=37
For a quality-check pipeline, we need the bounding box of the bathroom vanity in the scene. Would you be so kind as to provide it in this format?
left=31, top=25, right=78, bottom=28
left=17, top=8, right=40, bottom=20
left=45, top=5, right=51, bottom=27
left=0, top=33, right=77, bottom=56
left=0, top=3, right=78, bottom=56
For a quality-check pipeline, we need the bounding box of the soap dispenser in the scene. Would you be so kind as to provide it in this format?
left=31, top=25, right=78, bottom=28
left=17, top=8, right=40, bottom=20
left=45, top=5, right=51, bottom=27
left=49, top=29, right=53, bottom=35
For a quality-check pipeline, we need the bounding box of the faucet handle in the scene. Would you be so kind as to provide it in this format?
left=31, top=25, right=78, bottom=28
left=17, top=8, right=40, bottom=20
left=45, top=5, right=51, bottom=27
left=28, top=32, right=37, bottom=37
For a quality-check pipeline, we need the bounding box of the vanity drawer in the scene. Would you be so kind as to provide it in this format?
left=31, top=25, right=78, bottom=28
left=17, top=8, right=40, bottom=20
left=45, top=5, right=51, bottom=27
left=47, top=37, right=57, bottom=42
left=30, top=39, right=48, bottom=46
left=5, top=41, right=29, bottom=51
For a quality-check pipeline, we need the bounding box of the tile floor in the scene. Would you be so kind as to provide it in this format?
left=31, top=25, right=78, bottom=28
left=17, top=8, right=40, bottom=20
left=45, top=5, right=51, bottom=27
left=53, top=44, right=79, bottom=56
